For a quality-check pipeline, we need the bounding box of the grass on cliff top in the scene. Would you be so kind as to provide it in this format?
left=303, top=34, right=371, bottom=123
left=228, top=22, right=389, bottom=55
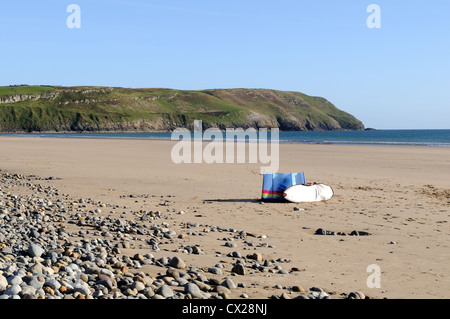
left=0, top=85, right=57, bottom=97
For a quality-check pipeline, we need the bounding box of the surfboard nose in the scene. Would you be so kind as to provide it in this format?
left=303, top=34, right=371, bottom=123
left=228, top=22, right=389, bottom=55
left=282, top=192, right=287, bottom=198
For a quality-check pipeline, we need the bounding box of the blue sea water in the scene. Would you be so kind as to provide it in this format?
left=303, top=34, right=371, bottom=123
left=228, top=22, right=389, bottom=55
left=2, top=130, right=450, bottom=147
left=277, top=130, right=450, bottom=147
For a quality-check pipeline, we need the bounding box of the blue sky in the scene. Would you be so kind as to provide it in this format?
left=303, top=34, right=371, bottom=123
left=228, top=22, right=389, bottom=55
left=0, top=0, right=449, bottom=129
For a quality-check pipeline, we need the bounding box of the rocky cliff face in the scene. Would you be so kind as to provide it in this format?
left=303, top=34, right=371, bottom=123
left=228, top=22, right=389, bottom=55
left=0, top=92, right=59, bottom=104
left=0, top=86, right=364, bottom=132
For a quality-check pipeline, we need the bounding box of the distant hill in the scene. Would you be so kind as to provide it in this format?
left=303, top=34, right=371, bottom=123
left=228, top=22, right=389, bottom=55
left=0, top=85, right=364, bottom=132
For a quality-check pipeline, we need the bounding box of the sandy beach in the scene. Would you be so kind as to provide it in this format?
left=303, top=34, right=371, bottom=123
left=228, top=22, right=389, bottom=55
left=0, top=136, right=449, bottom=299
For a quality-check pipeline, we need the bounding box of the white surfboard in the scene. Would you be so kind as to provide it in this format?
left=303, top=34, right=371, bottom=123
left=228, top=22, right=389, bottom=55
left=282, top=184, right=334, bottom=203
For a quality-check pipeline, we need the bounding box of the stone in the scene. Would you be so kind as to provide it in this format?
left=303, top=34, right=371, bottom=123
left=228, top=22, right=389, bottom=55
left=30, top=229, right=40, bottom=238
left=231, top=251, right=242, bottom=258
left=7, top=275, right=23, bottom=286
left=96, top=279, right=113, bottom=291
left=208, top=267, right=222, bottom=275
left=4, top=284, right=22, bottom=295
left=79, top=274, right=89, bottom=283
left=124, top=288, right=138, bottom=296
left=169, top=256, right=186, bottom=269
left=166, top=268, right=180, bottom=279
left=350, top=230, right=371, bottom=236
left=28, top=243, right=45, bottom=258
left=348, top=291, right=366, bottom=299
left=280, top=292, right=291, bottom=299
left=133, top=253, right=145, bottom=261
left=22, top=291, right=36, bottom=299
left=132, top=281, right=146, bottom=292
left=73, top=282, right=91, bottom=296
left=221, top=278, right=237, bottom=290
left=308, top=292, right=319, bottom=299
left=231, top=263, right=246, bottom=275
left=156, top=284, right=174, bottom=298
left=319, top=291, right=330, bottom=299
left=44, top=278, right=61, bottom=290
left=215, top=285, right=231, bottom=296
left=247, top=252, right=263, bottom=262
left=315, top=228, right=327, bottom=235
left=221, top=292, right=231, bottom=299
left=0, top=275, right=8, bottom=290
left=184, top=283, right=204, bottom=299
left=193, top=280, right=210, bottom=292
left=97, top=273, right=113, bottom=283
left=292, top=285, right=305, bottom=293
left=28, top=278, right=44, bottom=290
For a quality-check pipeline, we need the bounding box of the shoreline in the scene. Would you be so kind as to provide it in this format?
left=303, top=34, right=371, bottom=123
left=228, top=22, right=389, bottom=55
left=1, top=131, right=449, bottom=148
left=0, top=137, right=449, bottom=299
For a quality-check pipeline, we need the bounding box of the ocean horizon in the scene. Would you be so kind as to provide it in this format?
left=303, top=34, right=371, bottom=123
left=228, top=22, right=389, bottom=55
left=1, top=129, right=450, bottom=147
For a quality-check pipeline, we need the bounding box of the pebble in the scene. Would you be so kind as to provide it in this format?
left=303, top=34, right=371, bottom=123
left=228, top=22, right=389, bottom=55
left=214, top=285, right=231, bottom=296
left=132, top=281, right=146, bottom=292
left=208, top=267, right=222, bottom=275
left=156, top=284, right=174, bottom=298
left=169, top=256, right=186, bottom=269
left=348, top=291, right=366, bottom=299
left=231, top=263, right=246, bottom=275
left=28, top=243, right=45, bottom=258
left=184, top=283, right=204, bottom=299
left=4, top=284, right=22, bottom=296
left=225, top=241, right=238, bottom=248
left=247, top=252, right=263, bottom=262
left=0, top=275, right=7, bottom=290
left=292, top=285, right=305, bottom=292
left=315, top=228, right=371, bottom=236
left=0, top=170, right=364, bottom=300
left=280, top=292, right=290, bottom=299
left=230, top=251, right=242, bottom=258
left=221, top=278, right=237, bottom=290
left=44, top=279, right=61, bottom=291
left=7, top=275, right=22, bottom=285
left=73, top=282, right=91, bottom=296
left=315, top=228, right=327, bottom=235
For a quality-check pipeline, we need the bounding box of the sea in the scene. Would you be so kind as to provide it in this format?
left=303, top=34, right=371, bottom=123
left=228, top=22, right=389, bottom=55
left=1, top=129, right=450, bottom=147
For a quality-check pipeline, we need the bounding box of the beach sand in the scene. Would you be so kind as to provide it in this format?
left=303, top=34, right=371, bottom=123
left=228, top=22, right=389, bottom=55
left=0, top=136, right=449, bottom=299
